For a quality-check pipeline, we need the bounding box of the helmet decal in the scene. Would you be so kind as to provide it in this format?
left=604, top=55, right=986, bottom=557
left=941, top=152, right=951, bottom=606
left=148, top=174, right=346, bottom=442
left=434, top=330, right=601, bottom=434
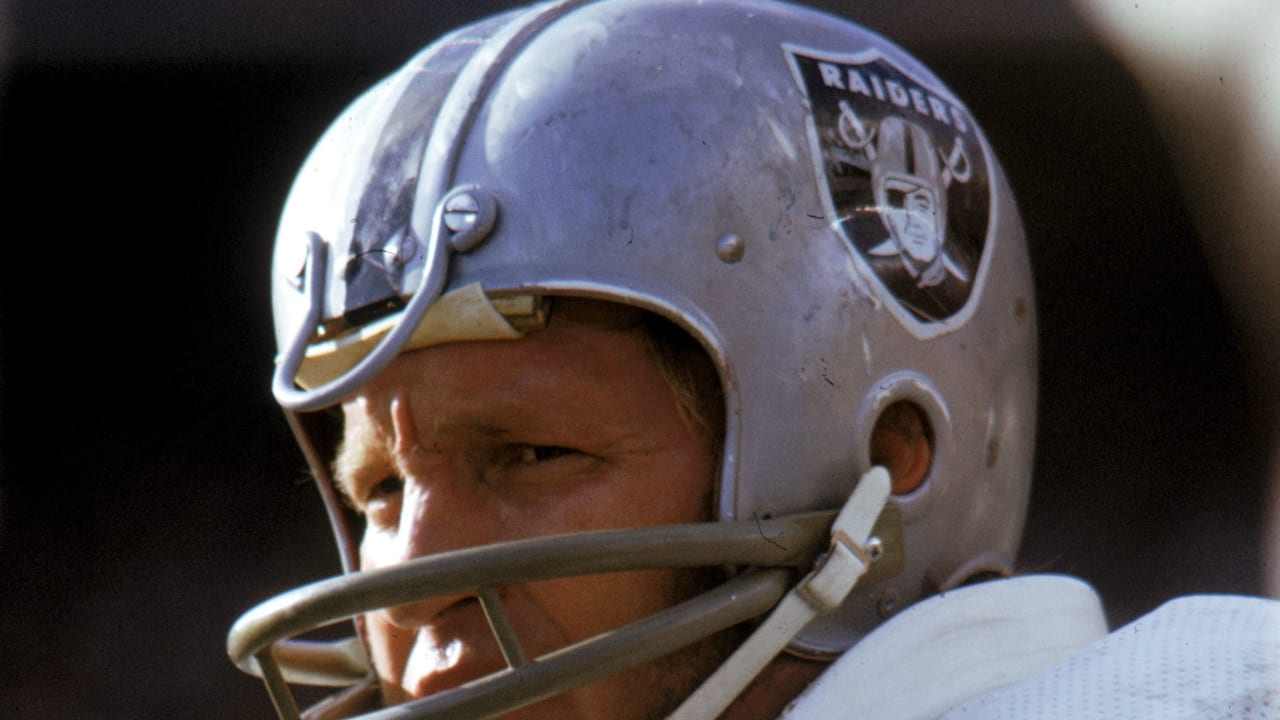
left=786, top=46, right=992, bottom=335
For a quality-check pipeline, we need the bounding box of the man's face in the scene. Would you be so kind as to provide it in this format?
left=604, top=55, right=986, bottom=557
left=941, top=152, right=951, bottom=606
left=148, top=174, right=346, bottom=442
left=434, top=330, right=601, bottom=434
left=881, top=174, right=941, bottom=264
left=335, top=309, right=722, bottom=719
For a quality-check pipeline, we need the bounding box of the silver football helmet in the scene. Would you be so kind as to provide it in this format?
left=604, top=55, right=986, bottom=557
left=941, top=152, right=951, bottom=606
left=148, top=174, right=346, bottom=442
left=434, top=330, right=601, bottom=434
left=229, top=0, right=1036, bottom=717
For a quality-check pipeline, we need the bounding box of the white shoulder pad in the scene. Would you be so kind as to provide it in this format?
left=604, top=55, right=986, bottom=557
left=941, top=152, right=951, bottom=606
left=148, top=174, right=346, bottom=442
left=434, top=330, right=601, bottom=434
left=940, top=594, right=1280, bottom=719
left=781, top=575, right=1107, bottom=720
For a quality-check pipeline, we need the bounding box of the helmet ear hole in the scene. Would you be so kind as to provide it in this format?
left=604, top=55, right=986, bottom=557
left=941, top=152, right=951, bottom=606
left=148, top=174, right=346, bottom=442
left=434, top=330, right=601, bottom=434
left=869, top=401, right=933, bottom=495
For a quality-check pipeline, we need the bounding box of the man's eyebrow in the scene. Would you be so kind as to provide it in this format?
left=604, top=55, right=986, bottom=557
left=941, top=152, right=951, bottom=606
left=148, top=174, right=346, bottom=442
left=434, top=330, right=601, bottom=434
left=469, top=422, right=515, bottom=440
left=426, top=412, right=519, bottom=441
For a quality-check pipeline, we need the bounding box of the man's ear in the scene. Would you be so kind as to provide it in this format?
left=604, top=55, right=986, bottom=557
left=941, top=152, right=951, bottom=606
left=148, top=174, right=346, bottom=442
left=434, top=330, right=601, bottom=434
left=869, top=401, right=933, bottom=495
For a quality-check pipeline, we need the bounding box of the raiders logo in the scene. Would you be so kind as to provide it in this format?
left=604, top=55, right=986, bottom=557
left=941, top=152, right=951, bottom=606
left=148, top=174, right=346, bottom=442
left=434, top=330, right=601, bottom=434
left=785, top=46, right=991, bottom=335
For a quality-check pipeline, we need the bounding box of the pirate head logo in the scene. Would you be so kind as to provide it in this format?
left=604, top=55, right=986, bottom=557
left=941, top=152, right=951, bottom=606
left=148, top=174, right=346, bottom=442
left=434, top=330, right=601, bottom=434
left=786, top=47, right=991, bottom=333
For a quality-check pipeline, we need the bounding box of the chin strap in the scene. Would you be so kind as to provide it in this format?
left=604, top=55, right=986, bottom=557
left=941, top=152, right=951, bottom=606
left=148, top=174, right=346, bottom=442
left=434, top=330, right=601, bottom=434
left=667, top=467, right=892, bottom=720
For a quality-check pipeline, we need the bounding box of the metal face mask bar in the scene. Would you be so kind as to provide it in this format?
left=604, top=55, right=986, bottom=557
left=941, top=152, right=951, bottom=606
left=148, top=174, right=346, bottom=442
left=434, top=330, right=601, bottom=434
left=271, top=185, right=495, bottom=412
left=228, top=469, right=898, bottom=720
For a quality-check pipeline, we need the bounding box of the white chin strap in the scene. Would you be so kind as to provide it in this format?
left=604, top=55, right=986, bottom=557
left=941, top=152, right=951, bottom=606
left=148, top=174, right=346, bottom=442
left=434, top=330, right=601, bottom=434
left=668, top=467, right=892, bottom=720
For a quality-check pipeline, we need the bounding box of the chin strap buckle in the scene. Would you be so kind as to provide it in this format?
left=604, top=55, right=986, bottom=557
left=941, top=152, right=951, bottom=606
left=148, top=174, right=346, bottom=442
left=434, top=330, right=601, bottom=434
left=798, top=522, right=885, bottom=613
left=667, top=467, right=892, bottom=720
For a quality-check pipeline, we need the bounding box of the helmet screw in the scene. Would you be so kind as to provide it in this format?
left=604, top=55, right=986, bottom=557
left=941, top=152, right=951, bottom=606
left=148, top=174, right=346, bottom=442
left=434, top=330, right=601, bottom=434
left=876, top=586, right=901, bottom=619
left=442, top=186, right=498, bottom=252
left=865, top=536, right=884, bottom=562
left=715, top=233, right=745, bottom=263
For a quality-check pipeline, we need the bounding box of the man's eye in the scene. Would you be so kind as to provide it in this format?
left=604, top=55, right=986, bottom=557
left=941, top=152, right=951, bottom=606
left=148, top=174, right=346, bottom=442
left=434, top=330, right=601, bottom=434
left=369, top=475, right=404, bottom=500
left=358, top=475, right=404, bottom=530
left=514, top=445, right=576, bottom=464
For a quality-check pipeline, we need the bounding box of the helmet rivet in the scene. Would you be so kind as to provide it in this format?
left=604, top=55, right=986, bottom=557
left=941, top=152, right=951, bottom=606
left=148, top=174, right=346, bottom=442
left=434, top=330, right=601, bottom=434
left=442, top=187, right=498, bottom=252
left=865, top=536, right=884, bottom=562
left=392, top=225, right=418, bottom=264
left=876, top=586, right=901, bottom=619
left=715, top=233, right=745, bottom=263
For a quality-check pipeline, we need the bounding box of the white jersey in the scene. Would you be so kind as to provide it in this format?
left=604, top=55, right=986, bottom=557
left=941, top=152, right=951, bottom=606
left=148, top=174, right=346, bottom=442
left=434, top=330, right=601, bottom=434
left=782, top=575, right=1280, bottom=719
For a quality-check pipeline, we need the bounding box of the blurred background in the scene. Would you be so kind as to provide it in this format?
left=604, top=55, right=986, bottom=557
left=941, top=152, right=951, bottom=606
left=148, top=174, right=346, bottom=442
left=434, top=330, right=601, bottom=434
left=1, top=1, right=1276, bottom=718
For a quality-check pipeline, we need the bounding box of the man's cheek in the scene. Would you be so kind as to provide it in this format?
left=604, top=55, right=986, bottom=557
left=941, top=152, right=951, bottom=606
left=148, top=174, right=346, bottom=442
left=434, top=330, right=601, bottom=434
left=359, top=524, right=402, bottom=571
left=521, top=569, right=686, bottom=640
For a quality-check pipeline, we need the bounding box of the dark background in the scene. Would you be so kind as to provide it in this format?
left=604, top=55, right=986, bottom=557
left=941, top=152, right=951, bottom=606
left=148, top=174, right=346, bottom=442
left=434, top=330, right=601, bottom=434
left=1, top=2, right=1275, bottom=718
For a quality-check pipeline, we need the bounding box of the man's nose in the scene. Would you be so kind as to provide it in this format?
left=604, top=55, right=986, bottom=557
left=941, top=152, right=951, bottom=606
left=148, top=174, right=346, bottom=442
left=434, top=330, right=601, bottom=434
left=382, top=466, right=498, bottom=628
